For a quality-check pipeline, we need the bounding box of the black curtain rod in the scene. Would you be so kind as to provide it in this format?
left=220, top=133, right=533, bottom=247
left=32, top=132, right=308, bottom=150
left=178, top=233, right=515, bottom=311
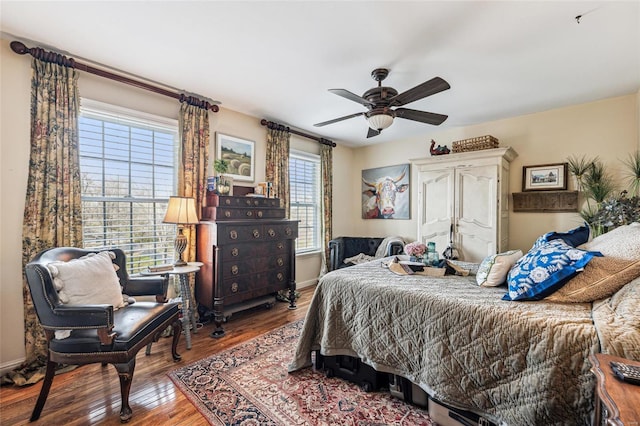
left=10, top=41, right=220, bottom=112
left=260, top=119, right=336, bottom=148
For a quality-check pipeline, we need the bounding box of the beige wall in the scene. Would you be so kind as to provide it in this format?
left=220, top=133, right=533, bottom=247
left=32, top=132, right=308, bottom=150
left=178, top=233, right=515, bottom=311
left=1, top=38, right=32, bottom=373
left=353, top=94, right=639, bottom=253
left=0, top=38, right=330, bottom=371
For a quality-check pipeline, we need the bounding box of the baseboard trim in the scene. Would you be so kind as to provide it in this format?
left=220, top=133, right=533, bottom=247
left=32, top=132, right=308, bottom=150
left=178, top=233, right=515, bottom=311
left=297, top=278, right=318, bottom=289
left=1, top=357, right=25, bottom=376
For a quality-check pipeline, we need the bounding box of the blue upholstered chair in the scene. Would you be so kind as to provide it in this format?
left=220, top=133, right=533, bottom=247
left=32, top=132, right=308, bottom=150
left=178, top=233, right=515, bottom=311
left=329, top=237, right=404, bottom=271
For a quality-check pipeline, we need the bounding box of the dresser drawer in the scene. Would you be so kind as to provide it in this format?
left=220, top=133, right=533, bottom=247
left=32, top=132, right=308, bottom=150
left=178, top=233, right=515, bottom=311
left=202, top=206, right=286, bottom=221
left=263, top=223, right=298, bottom=240
left=221, top=268, right=290, bottom=304
left=220, top=255, right=289, bottom=280
left=216, top=224, right=264, bottom=244
left=206, top=194, right=281, bottom=208
left=219, top=241, right=289, bottom=262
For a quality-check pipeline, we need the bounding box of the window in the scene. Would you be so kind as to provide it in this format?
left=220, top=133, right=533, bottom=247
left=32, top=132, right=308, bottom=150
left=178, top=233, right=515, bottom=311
left=79, top=99, right=178, bottom=274
left=289, top=150, right=321, bottom=253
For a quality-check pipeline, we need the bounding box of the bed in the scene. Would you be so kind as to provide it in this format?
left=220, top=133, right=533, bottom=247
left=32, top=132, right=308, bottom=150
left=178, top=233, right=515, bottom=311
left=289, top=225, right=640, bottom=425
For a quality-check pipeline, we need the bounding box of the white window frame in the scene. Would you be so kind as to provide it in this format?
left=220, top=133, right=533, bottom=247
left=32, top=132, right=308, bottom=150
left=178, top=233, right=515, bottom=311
left=78, top=99, right=179, bottom=274
left=289, top=150, right=322, bottom=254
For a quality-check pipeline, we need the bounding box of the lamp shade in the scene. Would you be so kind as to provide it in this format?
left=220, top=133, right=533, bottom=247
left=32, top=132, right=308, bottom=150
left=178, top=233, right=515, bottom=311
left=163, top=196, right=199, bottom=225
left=367, top=113, right=394, bottom=131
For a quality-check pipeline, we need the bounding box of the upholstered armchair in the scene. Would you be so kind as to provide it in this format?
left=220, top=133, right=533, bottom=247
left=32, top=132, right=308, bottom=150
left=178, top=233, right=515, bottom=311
left=25, top=247, right=182, bottom=423
left=329, top=236, right=404, bottom=271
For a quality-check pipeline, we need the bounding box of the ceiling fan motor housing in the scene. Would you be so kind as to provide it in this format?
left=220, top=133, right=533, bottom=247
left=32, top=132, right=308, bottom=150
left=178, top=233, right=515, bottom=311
left=363, top=87, right=398, bottom=105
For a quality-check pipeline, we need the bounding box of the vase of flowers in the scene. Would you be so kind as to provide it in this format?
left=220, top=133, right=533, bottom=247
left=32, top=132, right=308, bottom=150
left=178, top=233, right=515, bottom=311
left=404, top=241, right=427, bottom=262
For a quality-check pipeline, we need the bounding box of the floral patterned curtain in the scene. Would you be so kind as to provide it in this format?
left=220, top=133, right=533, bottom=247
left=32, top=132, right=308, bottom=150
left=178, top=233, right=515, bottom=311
left=319, top=144, right=333, bottom=275
left=10, top=58, right=82, bottom=385
left=266, top=127, right=290, bottom=216
left=177, top=102, right=209, bottom=296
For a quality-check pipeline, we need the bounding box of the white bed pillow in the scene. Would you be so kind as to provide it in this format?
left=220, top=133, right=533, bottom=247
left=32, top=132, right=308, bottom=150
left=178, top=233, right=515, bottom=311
left=476, top=250, right=523, bottom=287
left=580, top=222, right=640, bottom=260
left=47, top=251, right=125, bottom=309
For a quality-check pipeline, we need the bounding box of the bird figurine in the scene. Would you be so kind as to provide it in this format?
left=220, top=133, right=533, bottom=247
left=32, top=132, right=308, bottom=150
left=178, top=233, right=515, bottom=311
left=429, top=139, right=450, bottom=156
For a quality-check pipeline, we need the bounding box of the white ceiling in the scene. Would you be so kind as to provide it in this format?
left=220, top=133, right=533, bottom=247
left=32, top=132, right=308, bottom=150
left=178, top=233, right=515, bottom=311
left=2, top=1, right=639, bottom=147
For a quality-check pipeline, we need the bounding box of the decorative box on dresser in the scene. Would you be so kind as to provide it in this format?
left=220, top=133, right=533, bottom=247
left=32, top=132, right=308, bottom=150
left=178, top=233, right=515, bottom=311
left=196, top=194, right=298, bottom=338
left=411, top=147, right=518, bottom=263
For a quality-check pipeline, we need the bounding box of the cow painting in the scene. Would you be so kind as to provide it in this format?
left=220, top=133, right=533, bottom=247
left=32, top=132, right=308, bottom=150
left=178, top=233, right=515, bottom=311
left=361, top=164, right=410, bottom=219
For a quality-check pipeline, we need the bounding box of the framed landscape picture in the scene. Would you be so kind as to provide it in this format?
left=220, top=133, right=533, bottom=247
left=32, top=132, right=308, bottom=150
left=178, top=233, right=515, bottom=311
left=522, top=163, right=568, bottom=191
left=216, top=133, right=255, bottom=182
left=361, top=163, right=410, bottom=219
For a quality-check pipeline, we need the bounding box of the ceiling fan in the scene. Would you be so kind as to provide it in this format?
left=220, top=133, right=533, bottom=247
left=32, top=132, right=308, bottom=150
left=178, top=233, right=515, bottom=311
left=314, top=68, right=451, bottom=138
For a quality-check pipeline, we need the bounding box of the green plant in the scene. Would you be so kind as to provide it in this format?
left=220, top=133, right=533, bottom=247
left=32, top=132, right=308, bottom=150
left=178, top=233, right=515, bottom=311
left=214, top=159, right=228, bottom=175
left=622, top=151, right=640, bottom=197
left=583, top=160, right=615, bottom=205
left=567, top=154, right=640, bottom=236
left=567, top=155, right=597, bottom=193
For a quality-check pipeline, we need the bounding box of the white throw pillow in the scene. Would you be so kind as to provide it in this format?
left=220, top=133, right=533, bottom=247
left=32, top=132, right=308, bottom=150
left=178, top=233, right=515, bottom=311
left=476, top=250, right=523, bottom=287
left=47, top=251, right=125, bottom=309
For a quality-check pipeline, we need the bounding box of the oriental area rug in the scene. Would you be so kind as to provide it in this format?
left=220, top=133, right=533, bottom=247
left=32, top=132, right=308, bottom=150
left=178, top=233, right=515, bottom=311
left=168, top=320, right=433, bottom=425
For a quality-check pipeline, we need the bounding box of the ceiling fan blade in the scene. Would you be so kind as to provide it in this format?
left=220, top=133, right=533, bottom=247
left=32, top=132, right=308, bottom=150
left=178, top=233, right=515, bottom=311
left=314, top=112, right=365, bottom=127
left=367, top=127, right=381, bottom=138
left=388, top=77, right=450, bottom=106
left=329, top=89, right=375, bottom=108
left=395, top=108, right=448, bottom=125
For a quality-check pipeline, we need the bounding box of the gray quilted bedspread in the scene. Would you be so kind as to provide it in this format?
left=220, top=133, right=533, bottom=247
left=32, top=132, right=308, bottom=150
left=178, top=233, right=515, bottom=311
left=289, top=258, right=640, bottom=425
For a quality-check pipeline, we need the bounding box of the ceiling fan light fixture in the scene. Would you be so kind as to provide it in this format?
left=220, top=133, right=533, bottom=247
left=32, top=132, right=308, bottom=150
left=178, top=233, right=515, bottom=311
left=367, top=113, right=394, bottom=131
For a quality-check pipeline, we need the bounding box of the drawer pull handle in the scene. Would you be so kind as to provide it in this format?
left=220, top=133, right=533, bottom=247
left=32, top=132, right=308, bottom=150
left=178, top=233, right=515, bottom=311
left=253, top=229, right=260, bottom=238
left=277, top=272, right=284, bottom=281
left=285, top=227, right=292, bottom=236
left=254, top=200, right=259, bottom=206
left=246, top=199, right=251, bottom=205
left=268, top=229, right=276, bottom=237
left=224, top=211, right=231, bottom=218
left=277, top=257, right=284, bottom=266
left=225, top=199, right=231, bottom=205
left=231, top=282, right=238, bottom=293
left=246, top=211, right=253, bottom=217
left=277, top=242, right=284, bottom=250
left=231, top=248, right=239, bottom=257
left=230, top=230, right=238, bottom=240
left=231, top=265, right=239, bottom=275
left=257, top=211, right=263, bottom=218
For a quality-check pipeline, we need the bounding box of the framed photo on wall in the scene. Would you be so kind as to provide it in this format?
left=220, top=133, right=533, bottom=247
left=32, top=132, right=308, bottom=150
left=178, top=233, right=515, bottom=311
left=216, top=133, right=255, bottom=182
left=522, top=163, right=568, bottom=191
left=361, top=163, right=410, bottom=219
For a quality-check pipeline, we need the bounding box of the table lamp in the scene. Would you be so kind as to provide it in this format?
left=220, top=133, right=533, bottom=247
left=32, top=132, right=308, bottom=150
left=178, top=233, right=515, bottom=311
left=163, top=196, right=199, bottom=266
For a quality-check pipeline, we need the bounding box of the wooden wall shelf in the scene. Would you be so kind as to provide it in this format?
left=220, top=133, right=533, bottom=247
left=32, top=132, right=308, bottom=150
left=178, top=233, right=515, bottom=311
left=512, top=191, right=578, bottom=213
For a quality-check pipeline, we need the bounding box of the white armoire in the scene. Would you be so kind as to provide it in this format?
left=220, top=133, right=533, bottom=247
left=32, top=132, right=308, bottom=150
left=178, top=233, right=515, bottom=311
left=411, top=147, right=517, bottom=263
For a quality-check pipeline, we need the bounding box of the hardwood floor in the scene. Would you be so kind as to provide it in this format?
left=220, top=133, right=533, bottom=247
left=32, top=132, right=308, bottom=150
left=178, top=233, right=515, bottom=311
left=0, top=286, right=315, bottom=426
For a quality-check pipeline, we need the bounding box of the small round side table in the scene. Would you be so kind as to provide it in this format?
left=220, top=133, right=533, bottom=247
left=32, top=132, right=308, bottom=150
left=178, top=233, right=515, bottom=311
left=141, top=262, right=202, bottom=350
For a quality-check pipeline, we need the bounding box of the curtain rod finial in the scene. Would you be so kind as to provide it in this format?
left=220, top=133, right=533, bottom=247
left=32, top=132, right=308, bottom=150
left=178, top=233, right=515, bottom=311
left=10, top=41, right=28, bottom=55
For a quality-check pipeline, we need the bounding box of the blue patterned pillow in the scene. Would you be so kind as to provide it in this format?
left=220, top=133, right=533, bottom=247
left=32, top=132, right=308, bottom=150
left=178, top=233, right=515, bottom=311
left=503, top=239, right=601, bottom=301
left=532, top=223, right=590, bottom=250
left=545, top=223, right=590, bottom=247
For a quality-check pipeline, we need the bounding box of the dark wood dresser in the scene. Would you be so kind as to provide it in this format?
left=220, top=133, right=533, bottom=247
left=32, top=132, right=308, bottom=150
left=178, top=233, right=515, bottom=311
left=196, top=194, right=297, bottom=337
